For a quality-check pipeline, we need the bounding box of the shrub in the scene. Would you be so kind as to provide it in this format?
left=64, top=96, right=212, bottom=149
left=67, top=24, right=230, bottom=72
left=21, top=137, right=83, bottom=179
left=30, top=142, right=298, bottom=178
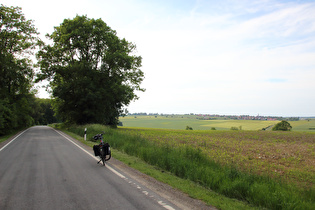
left=186, top=126, right=193, bottom=130
left=272, top=120, right=292, bottom=131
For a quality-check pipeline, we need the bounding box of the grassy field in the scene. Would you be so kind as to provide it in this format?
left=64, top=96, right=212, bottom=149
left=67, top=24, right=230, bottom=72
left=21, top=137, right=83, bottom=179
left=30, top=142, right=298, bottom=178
left=64, top=123, right=315, bottom=209
left=120, top=115, right=315, bottom=131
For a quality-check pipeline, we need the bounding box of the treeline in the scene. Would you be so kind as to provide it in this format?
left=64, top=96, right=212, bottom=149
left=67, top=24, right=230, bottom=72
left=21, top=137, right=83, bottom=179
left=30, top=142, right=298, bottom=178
left=0, top=96, right=58, bottom=135
left=0, top=5, right=58, bottom=135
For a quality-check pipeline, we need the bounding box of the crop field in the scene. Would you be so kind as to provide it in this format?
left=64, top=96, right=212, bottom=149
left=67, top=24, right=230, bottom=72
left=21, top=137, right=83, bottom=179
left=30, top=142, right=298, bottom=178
left=119, top=115, right=279, bottom=130
left=120, top=115, right=315, bottom=131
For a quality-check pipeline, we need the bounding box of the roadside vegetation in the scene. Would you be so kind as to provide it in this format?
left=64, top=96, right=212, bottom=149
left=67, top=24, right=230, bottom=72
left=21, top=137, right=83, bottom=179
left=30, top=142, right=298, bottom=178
left=0, top=133, right=13, bottom=144
left=57, top=123, right=315, bottom=210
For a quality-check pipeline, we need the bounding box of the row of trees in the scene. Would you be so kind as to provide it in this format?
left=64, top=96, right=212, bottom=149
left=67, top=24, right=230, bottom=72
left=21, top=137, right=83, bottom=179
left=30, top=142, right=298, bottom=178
left=1, top=4, right=145, bottom=135
left=0, top=5, right=41, bottom=134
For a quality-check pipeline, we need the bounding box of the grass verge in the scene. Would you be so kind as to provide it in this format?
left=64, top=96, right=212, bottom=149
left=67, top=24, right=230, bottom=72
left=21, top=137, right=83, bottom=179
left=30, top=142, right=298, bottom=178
left=0, top=134, right=12, bottom=144
left=0, top=129, right=25, bottom=144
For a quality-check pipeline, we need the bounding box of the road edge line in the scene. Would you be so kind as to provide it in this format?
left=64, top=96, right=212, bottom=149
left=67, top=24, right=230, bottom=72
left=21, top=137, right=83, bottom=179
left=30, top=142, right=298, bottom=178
left=0, top=128, right=29, bottom=152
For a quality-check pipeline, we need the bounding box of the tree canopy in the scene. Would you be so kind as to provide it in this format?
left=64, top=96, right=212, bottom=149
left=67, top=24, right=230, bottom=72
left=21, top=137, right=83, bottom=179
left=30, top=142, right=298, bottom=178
left=36, top=15, right=145, bottom=126
left=0, top=5, right=42, bottom=134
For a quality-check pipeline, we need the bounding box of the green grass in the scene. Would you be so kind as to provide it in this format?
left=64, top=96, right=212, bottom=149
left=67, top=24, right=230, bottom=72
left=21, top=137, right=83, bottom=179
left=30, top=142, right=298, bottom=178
left=0, top=134, right=11, bottom=144
left=110, top=149, right=259, bottom=210
left=61, top=124, right=315, bottom=210
left=290, top=120, right=315, bottom=131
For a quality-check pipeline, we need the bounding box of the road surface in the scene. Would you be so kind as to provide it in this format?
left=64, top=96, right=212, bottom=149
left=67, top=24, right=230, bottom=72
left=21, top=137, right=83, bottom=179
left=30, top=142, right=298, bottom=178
left=0, top=126, right=212, bottom=210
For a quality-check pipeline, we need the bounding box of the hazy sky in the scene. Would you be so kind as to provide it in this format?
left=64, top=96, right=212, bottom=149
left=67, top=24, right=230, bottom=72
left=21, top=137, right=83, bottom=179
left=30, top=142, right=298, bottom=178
left=3, top=0, right=315, bottom=116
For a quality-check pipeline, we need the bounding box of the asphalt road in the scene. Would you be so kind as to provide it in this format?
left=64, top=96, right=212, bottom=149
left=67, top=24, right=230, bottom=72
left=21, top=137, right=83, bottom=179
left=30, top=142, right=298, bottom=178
left=0, top=126, right=182, bottom=210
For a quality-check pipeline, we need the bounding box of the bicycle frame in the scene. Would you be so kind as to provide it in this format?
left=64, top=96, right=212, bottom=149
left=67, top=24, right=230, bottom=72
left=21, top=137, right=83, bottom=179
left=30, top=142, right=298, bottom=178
left=94, top=133, right=111, bottom=166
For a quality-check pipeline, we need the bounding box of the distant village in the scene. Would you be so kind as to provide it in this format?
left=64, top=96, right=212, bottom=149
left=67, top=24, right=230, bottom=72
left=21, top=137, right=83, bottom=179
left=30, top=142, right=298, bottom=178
left=129, top=113, right=301, bottom=121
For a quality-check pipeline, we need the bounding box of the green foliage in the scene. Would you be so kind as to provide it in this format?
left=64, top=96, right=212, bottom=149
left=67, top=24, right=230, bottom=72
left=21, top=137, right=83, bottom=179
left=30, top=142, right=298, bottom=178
left=0, top=5, right=40, bottom=55
left=230, top=126, right=239, bottom=130
left=0, top=5, right=41, bottom=135
left=272, top=120, right=292, bottom=131
left=36, top=15, right=145, bottom=126
left=30, top=98, right=59, bottom=125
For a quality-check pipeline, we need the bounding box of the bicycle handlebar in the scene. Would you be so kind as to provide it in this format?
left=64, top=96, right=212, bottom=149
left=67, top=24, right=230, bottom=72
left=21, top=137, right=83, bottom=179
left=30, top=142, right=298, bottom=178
left=93, top=131, right=106, bottom=143
left=93, top=134, right=101, bottom=140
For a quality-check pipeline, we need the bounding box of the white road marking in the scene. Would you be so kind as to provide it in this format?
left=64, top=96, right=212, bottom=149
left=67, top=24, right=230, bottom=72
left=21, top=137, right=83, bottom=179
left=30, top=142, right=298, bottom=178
left=0, top=128, right=29, bottom=152
left=158, top=201, right=176, bottom=210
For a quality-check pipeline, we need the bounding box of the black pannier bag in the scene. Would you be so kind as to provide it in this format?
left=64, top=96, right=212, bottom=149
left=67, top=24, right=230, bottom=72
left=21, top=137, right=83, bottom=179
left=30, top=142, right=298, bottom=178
left=103, top=143, right=110, bottom=155
left=93, top=145, right=100, bottom=156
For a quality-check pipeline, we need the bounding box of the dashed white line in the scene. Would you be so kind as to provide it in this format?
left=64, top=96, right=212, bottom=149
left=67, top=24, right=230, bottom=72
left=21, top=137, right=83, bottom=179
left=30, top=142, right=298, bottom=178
left=158, top=201, right=176, bottom=210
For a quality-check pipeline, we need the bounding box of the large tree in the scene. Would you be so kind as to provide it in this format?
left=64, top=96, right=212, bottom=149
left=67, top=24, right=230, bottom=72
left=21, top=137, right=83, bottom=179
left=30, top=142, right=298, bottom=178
left=0, top=5, right=41, bottom=134
left=36, top=15, right=144, bottom=126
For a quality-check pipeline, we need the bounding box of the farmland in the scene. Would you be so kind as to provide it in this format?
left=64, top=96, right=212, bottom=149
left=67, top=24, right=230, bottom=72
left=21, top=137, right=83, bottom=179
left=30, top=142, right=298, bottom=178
left=118, top=116, right=315, bottom=187
left=116, top=128, right=315, bottom=188
left=119, top=115, right=315, bottom=131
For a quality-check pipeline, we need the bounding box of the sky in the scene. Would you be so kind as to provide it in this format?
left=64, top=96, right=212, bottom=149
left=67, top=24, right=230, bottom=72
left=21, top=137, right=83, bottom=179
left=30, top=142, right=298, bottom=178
left=3, top=0, right=315, bottom=117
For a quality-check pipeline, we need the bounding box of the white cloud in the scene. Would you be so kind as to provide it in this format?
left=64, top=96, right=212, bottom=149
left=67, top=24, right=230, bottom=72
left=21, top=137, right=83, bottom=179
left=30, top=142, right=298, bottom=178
left=126, top=1, right=315, bottom=116
left=234, top=3, right=315, bottom=39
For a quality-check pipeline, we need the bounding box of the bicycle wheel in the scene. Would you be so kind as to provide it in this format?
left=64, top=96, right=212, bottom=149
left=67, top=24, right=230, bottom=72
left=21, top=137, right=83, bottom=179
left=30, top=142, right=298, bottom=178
left=101, top=156, right=105, bottom=166
left=105, top=147, right=111, bottom=161
left=100, top=147, right=105, bottom=166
